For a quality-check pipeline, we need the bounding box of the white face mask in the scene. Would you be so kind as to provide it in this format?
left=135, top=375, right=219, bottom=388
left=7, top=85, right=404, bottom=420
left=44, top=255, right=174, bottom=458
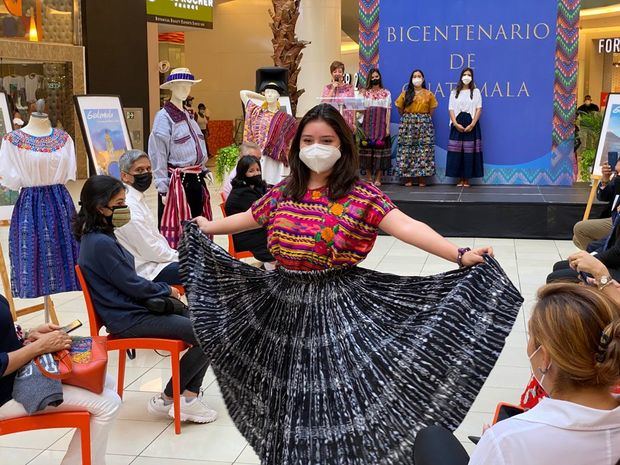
left=529, top=345, right=552, bottom=396
left=412, top=77, right=423, bottom=87
left=462, top=75, right=473, bottom=85
left=299, top=144, right=341, bottom=173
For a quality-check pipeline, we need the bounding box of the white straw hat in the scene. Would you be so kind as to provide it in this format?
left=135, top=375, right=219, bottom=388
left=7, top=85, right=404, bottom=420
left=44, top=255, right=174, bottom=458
left=160, top=68, right=202, bottom=89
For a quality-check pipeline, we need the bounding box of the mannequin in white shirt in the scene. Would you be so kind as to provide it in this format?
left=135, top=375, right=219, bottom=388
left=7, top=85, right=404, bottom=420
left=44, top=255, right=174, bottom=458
left=22, top=99, right=52, bottom=137
left=115, top=150, right=181, bottom=285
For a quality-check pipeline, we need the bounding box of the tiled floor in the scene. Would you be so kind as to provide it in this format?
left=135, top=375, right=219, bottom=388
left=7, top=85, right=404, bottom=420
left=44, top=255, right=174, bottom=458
left=0, top=180, right=577, bottom=464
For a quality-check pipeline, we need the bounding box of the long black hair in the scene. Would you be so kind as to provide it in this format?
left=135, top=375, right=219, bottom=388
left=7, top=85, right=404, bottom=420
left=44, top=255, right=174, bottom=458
left=232, top=155, right=266, bottom=190
left=366, top=68, right=383, bottom=90
left=284, top=103, right=359, bottom=202
left=403, top=69, right=427, bottom=109
left=72, top=175, right=125, bottom=241
left=455, top=67, right=476, bottom=99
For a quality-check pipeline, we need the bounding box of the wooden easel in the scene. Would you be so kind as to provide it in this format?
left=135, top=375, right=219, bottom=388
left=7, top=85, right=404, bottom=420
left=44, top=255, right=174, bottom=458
left=582, top=175, right=602, bottom=221
left=0, top=220, right=59, bottom=324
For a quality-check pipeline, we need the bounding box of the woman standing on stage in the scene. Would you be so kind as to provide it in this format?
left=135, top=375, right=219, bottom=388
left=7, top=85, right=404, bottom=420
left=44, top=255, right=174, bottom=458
left=359, top=68, right=392, bottom=187
left=182, top=103, right=522, bottom=464
left=446, top=67, right=484, bottom=187
left=395, top=69, right=438, bottom=187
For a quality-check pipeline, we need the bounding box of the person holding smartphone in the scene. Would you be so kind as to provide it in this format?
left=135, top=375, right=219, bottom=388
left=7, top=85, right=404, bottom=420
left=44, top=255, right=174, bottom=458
left=321, top=60, right=355, bottom=131
left=573, top=158, right=620, bottom=251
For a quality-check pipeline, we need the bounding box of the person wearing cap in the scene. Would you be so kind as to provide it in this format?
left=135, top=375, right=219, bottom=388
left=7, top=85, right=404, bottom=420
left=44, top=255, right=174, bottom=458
left=148, top=68, right=212, bottom=248
left=240, top=81, right=298, bottom=186
left=577, top=95, right=600, bottom=115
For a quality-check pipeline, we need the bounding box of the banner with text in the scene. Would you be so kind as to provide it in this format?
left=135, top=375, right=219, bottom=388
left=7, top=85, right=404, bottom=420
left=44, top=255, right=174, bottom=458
left=376, top=0, right=575, bottom=185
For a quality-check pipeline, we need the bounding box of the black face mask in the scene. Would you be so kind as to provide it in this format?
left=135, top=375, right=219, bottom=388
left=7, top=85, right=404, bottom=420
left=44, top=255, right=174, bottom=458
left=131, top=172, right=153, bottom=192
left=245, top=174, right=264, bottom=186
left=370, top=79, right=381, bottom=86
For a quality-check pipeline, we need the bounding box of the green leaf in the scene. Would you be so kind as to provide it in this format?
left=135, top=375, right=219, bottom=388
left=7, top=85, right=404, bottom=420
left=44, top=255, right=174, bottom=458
left=215, top=144, right=241, bottom=184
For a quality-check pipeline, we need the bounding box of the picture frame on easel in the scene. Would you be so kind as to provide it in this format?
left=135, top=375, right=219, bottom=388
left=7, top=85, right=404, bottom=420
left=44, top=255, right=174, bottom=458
left=584, top=93, right=620, bottom=220
left=73, top=95, right=133, bottom=179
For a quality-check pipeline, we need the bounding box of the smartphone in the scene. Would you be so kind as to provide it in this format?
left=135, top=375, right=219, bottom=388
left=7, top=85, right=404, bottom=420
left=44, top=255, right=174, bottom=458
left=469, top=403, right=524, bottom=444
left=492, top=403, right=524, bottom=423
left=60, top=319, right=82, bottom=334
left=608, top=152, right=619, bottom=169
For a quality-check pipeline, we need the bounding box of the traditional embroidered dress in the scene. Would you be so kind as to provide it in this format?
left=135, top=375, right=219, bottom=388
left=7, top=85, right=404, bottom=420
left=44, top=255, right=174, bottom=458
left=395, top=89, right=438, bottom=178
left=179, top=180, right=523, bottom=465
left=243, top=100, right=298, bottom=186
left=0, top=129, right=80, bottom=298
left=446, top=88, right=484, bottom=180
left=321, top=83, right=356, bottom=131
left=359, top=88, right=392, bottom=173
left=148, top=101, right=212, bottom=246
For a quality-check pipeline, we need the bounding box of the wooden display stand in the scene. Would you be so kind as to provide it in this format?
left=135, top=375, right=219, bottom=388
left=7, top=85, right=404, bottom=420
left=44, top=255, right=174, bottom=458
left=0, top=220, right=58, bottom=324
left=582, top=175, right=602, bottom=221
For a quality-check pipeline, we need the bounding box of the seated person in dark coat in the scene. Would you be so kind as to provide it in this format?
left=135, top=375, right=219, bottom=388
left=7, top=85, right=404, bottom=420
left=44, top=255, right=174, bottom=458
left=225, top=155, right=276, bottom=269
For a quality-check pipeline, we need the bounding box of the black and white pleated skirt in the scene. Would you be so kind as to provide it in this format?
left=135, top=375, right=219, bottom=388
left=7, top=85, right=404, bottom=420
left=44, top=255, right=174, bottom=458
left=179, top=224, right=523, bottom=465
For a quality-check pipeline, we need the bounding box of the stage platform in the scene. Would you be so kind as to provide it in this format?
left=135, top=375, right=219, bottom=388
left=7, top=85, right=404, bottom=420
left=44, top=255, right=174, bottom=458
left=381, top=183, right=607, bottom=240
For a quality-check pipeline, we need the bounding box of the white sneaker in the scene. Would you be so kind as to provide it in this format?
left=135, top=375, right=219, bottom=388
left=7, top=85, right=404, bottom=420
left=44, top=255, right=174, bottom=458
left=147, top=393, right=173, bottom=418
left=169, top=392, right=218, bottom=424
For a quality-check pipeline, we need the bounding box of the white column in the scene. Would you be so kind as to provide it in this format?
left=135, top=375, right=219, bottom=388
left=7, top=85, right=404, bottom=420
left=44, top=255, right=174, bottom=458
left=295, top=0, right=342, bottom=116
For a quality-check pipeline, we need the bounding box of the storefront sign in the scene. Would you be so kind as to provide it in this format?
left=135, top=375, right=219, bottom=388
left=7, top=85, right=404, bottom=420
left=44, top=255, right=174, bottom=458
left=598, top=38, right=620, bottom=54
left=146, top=0, right=213, bottom=29
left=375, top=0, right=576, bottom=185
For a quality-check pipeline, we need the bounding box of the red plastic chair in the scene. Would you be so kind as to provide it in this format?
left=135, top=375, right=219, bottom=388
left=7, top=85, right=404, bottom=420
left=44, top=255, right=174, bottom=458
left=220, top=192, right=227, bottom=202
left=75, top=265, right=188, bottom=434
left=219, top=202, right=254, bottom=260
left=0, top=412, right=91, bottom=464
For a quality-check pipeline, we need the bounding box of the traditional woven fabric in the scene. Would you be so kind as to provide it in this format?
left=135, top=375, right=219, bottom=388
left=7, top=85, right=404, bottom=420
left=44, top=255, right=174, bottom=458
left=396, top=113, right=436, bottom=177
left=359, top=88, right=393, bottom=172
left=321, top=83, right=356, bottom=131
left=243, top=100, right=275, bottom=151
left=5, top=128, right=69, bottom=152
left=446, top=112, right=484, bottom=179
left=251, top=180, right=396, bottom=271
left=263, top=110, right=298, bottom=166
left=160, top=165, right=212, bottom=249
left=179, top=223, right=523, bottom=465
left=9, top=184, right=80, bottom=298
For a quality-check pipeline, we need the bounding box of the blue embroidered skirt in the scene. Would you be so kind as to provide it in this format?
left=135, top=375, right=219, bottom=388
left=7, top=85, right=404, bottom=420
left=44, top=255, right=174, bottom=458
left=9, top=184, right=80, bottom=298
left=179, top=223, right=523, bottom=465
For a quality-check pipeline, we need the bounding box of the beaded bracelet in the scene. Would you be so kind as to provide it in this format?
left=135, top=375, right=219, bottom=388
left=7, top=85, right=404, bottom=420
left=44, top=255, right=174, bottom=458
left=457, top=247, right=471, bottom=268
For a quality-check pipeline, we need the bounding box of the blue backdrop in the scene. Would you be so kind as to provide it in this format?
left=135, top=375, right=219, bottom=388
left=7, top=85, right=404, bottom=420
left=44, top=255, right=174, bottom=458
left=378, top=0, right=563, bottom=183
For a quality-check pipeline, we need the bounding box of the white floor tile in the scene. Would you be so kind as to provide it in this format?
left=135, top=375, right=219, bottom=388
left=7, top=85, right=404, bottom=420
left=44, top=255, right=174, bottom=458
left=141, top=424, right=247, bottom=462
left=235, top=444, right=261, bottom=464
left=0, top=428, right=70, bottom=449
left=132, top=458, right=229, bottom=465
left=0, top=447, right=41, bottom=465
left=27, top=450, right=135, bottom=465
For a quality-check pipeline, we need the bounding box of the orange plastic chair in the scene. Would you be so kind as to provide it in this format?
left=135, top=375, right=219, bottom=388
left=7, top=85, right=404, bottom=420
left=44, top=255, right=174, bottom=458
left=0, top=412, right=91, bottom=464
left=219, top=202, right=254, bottom=260
left=220, top=192, right=227, bottom=202
left=75, top=265, right=188, bottom=434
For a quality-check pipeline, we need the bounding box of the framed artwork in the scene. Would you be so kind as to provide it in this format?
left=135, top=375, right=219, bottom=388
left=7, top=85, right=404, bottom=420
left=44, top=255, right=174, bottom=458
left=593, top=93, right=620, bottom=177
left=0, top=91, right=18, bottom=221
left=74, top=95, right=132, bottom=178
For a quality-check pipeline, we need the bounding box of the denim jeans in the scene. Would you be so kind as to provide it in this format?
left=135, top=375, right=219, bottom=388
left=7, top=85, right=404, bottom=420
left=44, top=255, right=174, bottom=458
left=114, top=311, right=209, bottom=396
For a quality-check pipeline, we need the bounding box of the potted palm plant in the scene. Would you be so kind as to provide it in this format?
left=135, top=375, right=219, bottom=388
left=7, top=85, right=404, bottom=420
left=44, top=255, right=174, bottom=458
left=577, top=111, right=604, bottom=182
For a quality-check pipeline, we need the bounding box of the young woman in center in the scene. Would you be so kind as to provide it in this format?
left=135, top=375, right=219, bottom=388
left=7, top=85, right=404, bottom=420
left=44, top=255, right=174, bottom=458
left=395, top=69, right=438, bottom=187
left=446, top=67, right=484, bottom=187
left=184, top=103, right=522, bottom=464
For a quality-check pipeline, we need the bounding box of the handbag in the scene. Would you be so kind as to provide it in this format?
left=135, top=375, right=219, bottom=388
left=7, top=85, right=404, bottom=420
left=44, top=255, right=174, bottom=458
left=143, top=296, right=187, bottom=316
left=35, top=336, right=108, bottom=394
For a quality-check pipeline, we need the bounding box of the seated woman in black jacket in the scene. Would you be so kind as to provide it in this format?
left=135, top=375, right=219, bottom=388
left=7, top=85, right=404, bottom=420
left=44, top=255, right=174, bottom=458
left=74, top=175, right=216, bottom=424
left=225, top=155, right=276, bottom=269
